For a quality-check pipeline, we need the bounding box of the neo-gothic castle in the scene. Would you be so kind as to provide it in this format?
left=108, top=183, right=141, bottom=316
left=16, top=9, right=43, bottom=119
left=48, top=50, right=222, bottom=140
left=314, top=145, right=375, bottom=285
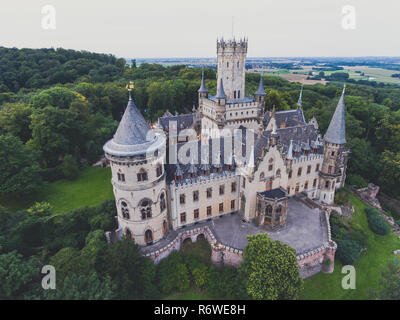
left=103, top=38, right=347, bottom=276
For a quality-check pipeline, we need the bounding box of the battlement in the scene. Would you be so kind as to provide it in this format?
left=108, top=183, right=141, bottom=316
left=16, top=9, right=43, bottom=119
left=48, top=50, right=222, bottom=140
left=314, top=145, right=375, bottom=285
left=217, top=38, right=248, bottom=53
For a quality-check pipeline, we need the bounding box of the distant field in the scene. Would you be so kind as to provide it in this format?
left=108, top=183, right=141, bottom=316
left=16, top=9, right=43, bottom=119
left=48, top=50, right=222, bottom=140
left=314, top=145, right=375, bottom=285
left=251, top=65, right=400, bottom=85
left=0, top=166, right=113, bottom=214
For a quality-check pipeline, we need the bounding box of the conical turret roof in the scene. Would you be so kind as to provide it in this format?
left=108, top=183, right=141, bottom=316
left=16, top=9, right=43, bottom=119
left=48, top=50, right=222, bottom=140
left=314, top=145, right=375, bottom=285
left=324, top=85, right=346, bottom=145
left=255, top=74, right=266, bottom=96
left=198, top=68, right=208, bottom=93
left=215, top=78, right=227, bottom=99
left=113, top=97, right=151, bottom=145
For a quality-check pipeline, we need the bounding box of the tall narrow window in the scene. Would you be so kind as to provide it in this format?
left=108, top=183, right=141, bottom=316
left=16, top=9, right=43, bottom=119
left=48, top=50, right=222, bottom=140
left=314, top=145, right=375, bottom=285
left=193, top=190, right=199, bottom=201
left=137, top=168, right=148, bottom=182
left=316, top=164, right=320, bottom=172
left=206, top=188, right=212, bottom=198
left=180, top=212, right=186, bottom=223
left=313, top=178, right=317, bottom=188
left=156, top=164, right=162, bottom=177
left=234, top=91, right=236, bottom=99
left=307, top=165, right=311, bottom=174
left=194, top=209, right=199, bottom=219
left=231, top=182, right=237, bottom=192
left=297, top=167, right=302, bottom=177
left=160, top=193, right=166, bottom=212
left=121, top=201, right=130, bottom=219
left=207, top=206, right=212, bottom=216
left=238, top=90, right=240, bottom=98
left=219, top=203, right=224, bottom=213
left=180, top=194, right=185, bottom=204
left=118, top=173, right=125, bottom=182
left=231, top=200, right=235, bottom=209
left=219, top=185, right=225, bottom=195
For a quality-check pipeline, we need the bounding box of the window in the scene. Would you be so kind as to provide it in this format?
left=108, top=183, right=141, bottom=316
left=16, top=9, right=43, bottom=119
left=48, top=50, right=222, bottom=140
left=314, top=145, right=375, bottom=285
left=207, top=206, right=212, bottom=216
left=276, top=169, right=281, bottom=177
left=328, top=166, right=332, bottom=174
left=206, top=188, right=212, bottom=198
left=307, top=165, right=311, bottom=174
left=268, top=164, right=273, bottom=171
left=193, top=190, right=199, bottom=201
left=194, top=209, right=199, bottom=219
left=117, top=173, right=125, bottom=182
left=313, top=178, right=317, bottom=188
left=163, top=220, right=167, bottom=235
left=260, top=172, right=265, bottom=181
left=231, top=182, right=237, bottom=192
left=219, top=203, right=224, bottom=213
left=121, top=201, right=130, bottom=219
left=297, top=167, right=302, bottom=177
left=231, top=200, right=235, bottom=210
left=288, top=170, right=292, bottom=179
left=266, top=179, right=272, bottom=191
left=237, top=61, right=239, bottom=68
left=227, top=62, right=229, bottom=67
left=325, top=181, right=330, bottom=189
left=160, top=193, right=166, bottom=212
left=304, top=181, right=308, bottom=190
left=180, top=212, right=186, bottom=223
left=243, top=177, right=246, bottom=188
left=331, top=151, right=335, bottom=157
left=238, top=90, right=240, bottom=98
left=145, top=230, right=153, bottom=244
left=266, top=205, right=273, bottom=216
left=316, top=164, right=320, bottom=172
left=219, top=185, right=225, bottom=195
left=180, top=194, right=185, bottom=204
left=234, top=91, right=236, bottom=99
left=140, top=199, right=152, bottom=220
left=137, top=168, right=148, bottom=182
left=156, top=164, right=162, bottom=177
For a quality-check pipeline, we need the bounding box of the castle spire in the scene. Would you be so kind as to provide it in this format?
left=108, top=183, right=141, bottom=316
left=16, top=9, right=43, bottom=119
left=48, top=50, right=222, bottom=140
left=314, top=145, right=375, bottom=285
left=297, top=85, right=303, bottom=109
left=255, top=73, right=266, bottom=96
left=324, top=84, right=346, bottom=145
left=215, top=78, right=227, bottom=99
left=198, top=67, right=208, bottom=93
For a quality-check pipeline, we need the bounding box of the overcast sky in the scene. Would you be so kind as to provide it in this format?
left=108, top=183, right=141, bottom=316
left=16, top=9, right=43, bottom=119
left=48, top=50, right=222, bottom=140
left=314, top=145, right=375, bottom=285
left=0, top=0, right=399, bottom=58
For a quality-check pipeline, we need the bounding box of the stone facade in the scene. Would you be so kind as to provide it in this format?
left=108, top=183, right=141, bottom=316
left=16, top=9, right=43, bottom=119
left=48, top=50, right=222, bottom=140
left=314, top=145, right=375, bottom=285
left=103, top=37, right=347, bottom=277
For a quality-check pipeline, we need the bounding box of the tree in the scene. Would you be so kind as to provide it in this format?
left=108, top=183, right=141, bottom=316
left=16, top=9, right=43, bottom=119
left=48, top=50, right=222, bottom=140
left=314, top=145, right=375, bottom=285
left=61, top=154, right=79, bottom=180
left=44, top=272, right=115, bottom=300
left=0, top=134, right=43, bottom=196
left=0, top=103, right=33, bottom=142
left=375, top=260, right=400, bottom=300
left=27, top=202, right=53, bottom=217
left=239, top=233, right=303, bottom=300
left=0, top=251, right=39, bottom=299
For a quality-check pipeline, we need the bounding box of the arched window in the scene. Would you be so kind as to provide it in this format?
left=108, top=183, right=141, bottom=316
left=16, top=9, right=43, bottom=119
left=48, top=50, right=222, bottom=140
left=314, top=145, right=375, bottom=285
left=276, top=205, right=282, bottom=215
left=137, top=168, right=148, bottom=182
left=145, top=229, right=153, bottom=244
left=156, top=164, right=163, bottom=177
left=163, top=220, right=168, bottom=235
left=266, top=205, right=273, bottom=216
left=276, top=169, right=281, bottom=177
left=160, top=192, right=166, bottom=212
left=259, top=172, right=265, bottom=181
left=125, top=228, right=132, bottom=239
left=139, top=199, right=152, bottom=220
left=121, top=201, right=130, bottom=219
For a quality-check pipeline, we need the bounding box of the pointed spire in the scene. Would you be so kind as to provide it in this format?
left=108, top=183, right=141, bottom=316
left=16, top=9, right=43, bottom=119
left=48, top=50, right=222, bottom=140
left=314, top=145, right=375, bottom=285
left=215, top=78, right=227, bottom=99
left=198, top=67, right=208, bottom=93
left=271, top=107, right=277, bottom=135
left=255, top=73, right=266, bottom=96
left=297, top=85, right=303, bottom=108
left=324, top=84, right=346, bottom=144
left=113, top=96, right=150, bottom=146
left=287, top=140, right=293, bottom=160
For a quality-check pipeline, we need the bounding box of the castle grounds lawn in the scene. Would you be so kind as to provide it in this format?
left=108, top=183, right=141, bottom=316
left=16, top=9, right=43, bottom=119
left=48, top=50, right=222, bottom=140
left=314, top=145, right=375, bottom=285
left=301, top=193, right=400, bottom=300
left=0, top=166, right=113, bottom=214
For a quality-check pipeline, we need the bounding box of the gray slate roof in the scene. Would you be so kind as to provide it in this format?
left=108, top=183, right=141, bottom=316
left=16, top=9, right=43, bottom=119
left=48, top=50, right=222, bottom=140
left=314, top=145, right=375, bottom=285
left=324, top=87, right=346, bottom=145
left=113, top=98, right=150, bottom=145
left=263, top=109, right=306, bottom=128
left=215, top=78, right=227, bottom=99
left=255, top=74, right=266, bottom=96
left=198, top=69, right=208, bottom=93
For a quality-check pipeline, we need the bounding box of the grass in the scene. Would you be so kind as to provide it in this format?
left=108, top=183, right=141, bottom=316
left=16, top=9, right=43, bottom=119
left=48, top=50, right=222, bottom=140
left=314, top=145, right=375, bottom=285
left=0, top=166, right=113, bottom=214
left=301, top=193, right=400, bottom=299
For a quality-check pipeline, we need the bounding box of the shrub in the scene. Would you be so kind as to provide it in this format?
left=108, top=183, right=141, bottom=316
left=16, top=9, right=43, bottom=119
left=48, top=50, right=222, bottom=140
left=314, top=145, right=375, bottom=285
left=335, top=238, right=363, bottom=265
left=347, top=174, right=367, bottom=188
left=61, top=154, right=79, bottom=180
left=335, top=189, right=349, bottom=205
left=365, top=207, right=389, bottom=235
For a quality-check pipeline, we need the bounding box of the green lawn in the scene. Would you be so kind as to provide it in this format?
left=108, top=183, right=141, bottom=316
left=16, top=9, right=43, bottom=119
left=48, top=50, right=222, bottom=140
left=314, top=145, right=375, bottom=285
left=0, top=166, right=113, bottom=214
left=301, top=193, right=400, bottom=299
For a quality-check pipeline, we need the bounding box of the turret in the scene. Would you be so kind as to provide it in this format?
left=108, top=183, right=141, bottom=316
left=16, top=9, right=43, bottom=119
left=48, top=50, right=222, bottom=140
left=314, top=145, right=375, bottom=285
left=103, top=85, right=168, bottom=245
left=198, top=68, right=208, bottom=99
left=255, top=73, right=266, bottom=109
left=318, top=85, right=347, bottom=204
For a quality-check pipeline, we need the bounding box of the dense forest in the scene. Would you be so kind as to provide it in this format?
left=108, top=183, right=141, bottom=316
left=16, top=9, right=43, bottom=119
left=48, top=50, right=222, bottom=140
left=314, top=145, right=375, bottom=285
left=0, top=46, right=399, bottom=299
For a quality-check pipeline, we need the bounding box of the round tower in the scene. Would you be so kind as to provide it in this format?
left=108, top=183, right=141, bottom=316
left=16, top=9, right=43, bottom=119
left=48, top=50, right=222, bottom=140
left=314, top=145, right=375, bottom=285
left=103, top=93, right=168, bottom=245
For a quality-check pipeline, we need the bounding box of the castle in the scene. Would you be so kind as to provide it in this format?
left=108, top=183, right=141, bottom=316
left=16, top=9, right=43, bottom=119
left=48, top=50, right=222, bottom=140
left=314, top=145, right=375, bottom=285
left=103, top=38, right=347, bottom=277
